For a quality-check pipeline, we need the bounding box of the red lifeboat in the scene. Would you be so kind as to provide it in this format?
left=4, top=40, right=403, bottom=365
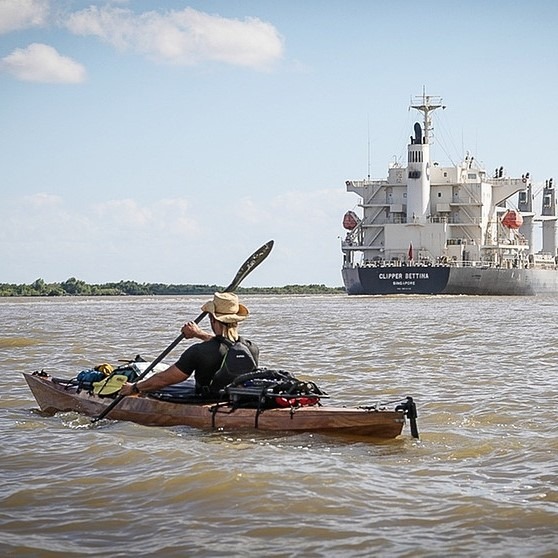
left=343, top=210, right=359, bottom=230
left=501, top=210, right=524, bottom=229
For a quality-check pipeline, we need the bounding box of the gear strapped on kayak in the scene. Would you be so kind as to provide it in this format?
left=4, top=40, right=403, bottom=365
left=72, top=357, right=145, bottom=396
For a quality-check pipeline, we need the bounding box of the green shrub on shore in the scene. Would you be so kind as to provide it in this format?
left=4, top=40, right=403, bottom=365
left=0, top=278, right=344, bottom=297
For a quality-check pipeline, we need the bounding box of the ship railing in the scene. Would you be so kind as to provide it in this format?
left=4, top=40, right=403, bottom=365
left=451, top=259, right=530, bottom=269
left=448, top=215, right=482, bottom=225
left=485, top=177, right=528, bottom=187
left=348, top=258, right=555, bottom=270
left=532, top=253, right=558, bottom=269
left=448, top=258, right=555, bottom=270
left=451, top=197, right=482, bottom=206
left=429, top=215, right=482, bottom=225
left=447, top=238, right=474, bottom=246
left=346, top=256, right=558, bottom=271
left=346, top=179, right=388, bottom=196
left=355, top=259, right=446, bottom=268
left=450, top=259, right=492, bottom=268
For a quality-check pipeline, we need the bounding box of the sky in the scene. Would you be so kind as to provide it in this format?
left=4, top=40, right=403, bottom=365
left=1, top=0, right=557, bottom=287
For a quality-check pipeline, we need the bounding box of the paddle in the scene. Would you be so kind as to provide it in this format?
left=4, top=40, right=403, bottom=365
left=92, top=240, right=274, bottom=423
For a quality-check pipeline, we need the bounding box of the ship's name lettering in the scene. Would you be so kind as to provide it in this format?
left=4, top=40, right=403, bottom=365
left=378, top=272, right=430, bottom=280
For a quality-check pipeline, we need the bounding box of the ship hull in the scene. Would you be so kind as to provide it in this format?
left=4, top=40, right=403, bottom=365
left=343, top=266, right=558, bottom=295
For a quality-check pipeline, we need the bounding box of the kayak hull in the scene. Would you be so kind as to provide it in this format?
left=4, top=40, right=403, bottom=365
left=23, top=372, right=408, bottom=439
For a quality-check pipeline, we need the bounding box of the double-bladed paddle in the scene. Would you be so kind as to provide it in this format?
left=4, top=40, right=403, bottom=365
left=92, top=240, right=274, bottom=423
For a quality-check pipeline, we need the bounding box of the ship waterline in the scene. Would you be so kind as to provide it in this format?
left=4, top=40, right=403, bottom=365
left=341, top=92, right=558, bottom=295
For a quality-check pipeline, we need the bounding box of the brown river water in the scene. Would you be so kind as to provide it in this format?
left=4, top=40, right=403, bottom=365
left=1, top=294, right=557, bottom=557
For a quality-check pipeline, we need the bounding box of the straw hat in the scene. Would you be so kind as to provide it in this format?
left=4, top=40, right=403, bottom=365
left=201, top=292, right=249, bottom=323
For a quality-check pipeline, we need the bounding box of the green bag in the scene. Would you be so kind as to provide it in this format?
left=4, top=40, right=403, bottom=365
left=93, top=374, right=129, bottom=396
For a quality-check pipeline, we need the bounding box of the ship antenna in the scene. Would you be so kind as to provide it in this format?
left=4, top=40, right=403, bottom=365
left=367, top=116, right=371, bottom=179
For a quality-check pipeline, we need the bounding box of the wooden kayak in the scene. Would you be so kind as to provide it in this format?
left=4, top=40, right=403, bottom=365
left=23, top=372, right=418, bottom=439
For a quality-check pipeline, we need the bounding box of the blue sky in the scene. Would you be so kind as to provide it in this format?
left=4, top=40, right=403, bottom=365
left=1, top=0, right=557, bottom=287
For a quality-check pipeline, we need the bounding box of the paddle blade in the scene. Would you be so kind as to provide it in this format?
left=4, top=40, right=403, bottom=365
left=224, top=240, right=274, bottom=292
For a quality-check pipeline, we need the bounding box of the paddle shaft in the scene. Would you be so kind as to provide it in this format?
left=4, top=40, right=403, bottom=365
left=92, top=240, right=274, bottom=422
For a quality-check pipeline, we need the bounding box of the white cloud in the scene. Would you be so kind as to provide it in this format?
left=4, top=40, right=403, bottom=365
left=235, top=197, right=273, bottom=224
left=94, top=199, right=154, bottom=227
left=0, top=42, right=86, bottom=83
left=0, top=0, right=49, bottom=34
left=22, top=192, right=63, bottom=208
left=65, top=6, right=284, bottom=69
left=93, top=198, right=200, bottom=235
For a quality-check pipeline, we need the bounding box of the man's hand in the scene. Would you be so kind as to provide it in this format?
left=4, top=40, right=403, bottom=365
left=182, top=321, right=212, bottom=341
left=119, top=382, right=138, bottom=396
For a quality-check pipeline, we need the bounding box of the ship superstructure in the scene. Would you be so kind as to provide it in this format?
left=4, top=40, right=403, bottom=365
left=341, top=93, right=558, bottom=295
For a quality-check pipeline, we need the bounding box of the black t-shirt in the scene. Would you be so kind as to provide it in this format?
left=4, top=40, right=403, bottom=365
left=175, top=335, right=259, bottom=394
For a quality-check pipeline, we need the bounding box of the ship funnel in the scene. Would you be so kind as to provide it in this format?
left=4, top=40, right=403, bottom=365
left=414, top=123, right=422, bottom=145
left=407, top=120, right=430, bottom=224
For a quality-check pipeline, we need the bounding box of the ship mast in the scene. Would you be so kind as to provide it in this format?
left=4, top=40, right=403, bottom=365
left=406, top=91, right=445, bottom=225
left=410, top=91, right=445, bottom=145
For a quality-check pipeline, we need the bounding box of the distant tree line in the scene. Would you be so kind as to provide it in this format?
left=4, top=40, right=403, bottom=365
left=0, top=278, right=344, bottom=297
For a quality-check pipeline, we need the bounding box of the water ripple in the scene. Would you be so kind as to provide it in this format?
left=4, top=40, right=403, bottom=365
left=1, top=295, right=557, bottom=556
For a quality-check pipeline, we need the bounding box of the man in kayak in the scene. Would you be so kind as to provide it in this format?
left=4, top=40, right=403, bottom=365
left=119, top=292, right=259, bottom=398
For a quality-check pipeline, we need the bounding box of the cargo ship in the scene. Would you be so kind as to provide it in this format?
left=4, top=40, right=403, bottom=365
left=341, top=93, right=558, bottom=295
